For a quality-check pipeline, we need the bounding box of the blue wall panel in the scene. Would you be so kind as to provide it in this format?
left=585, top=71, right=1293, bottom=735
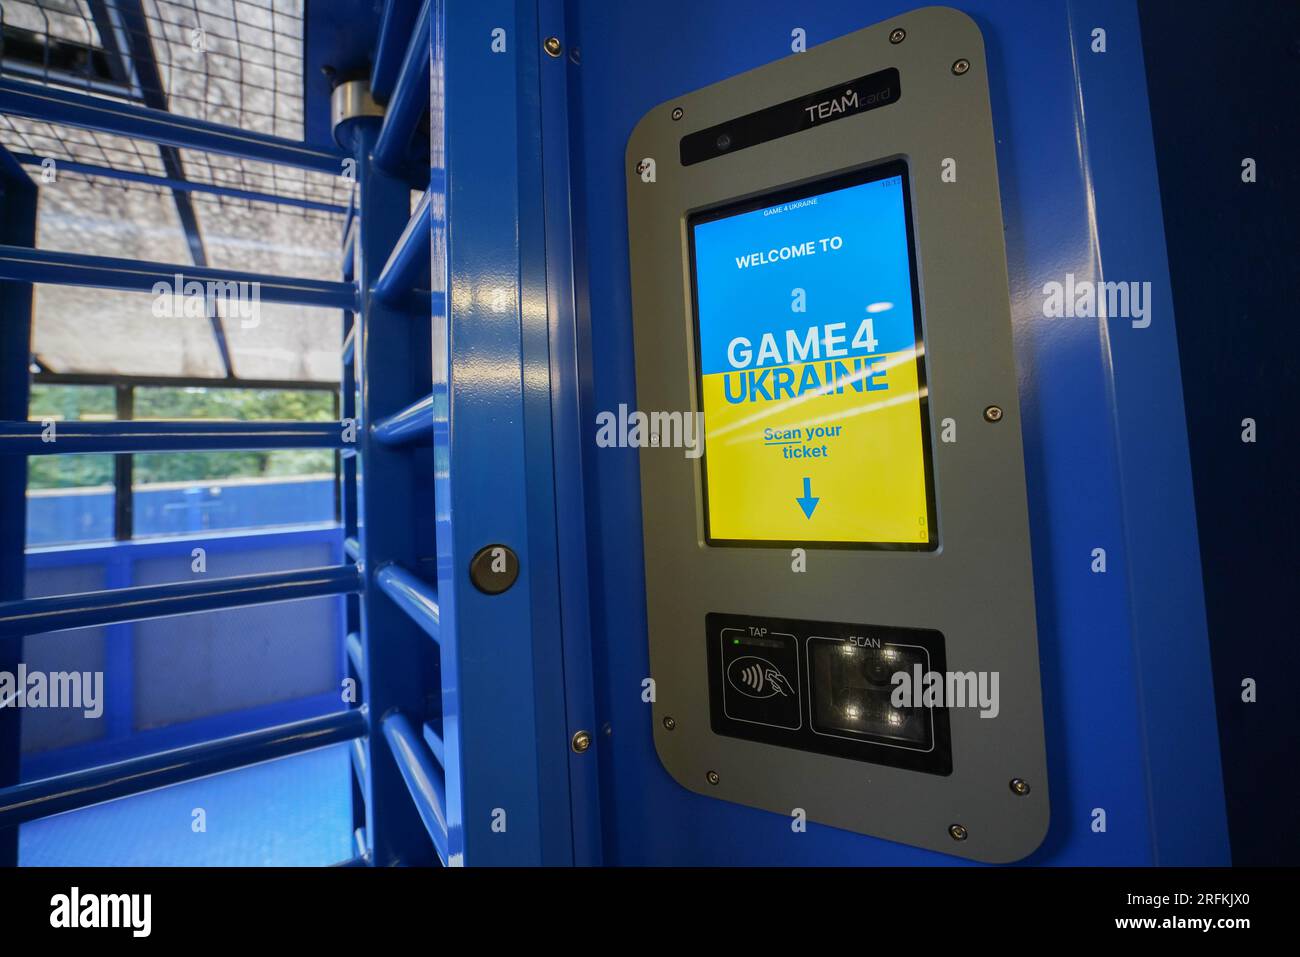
left=27, top=478, right=336, bottom=546
left=564, top=0, right=1225, bottom=864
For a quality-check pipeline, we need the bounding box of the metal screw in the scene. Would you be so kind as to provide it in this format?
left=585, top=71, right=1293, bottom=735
left=663, top=716, right=677, bottom=730
left=1010, top=778, right=1031, bottom=796
left=671, top=106, right=684, bottom=121
left=543, top=36, right=563, bottom=58
left=983, top=405, right=1003, bottom=423
left=889, top=28, right=906, bottom=44
left=706, top=770, right=720, bottom=786
left=952, top=58, right=970, bottom=75
left=949, top=823, right=969, bottom=841
left=571, top=730, right=591, bottom=753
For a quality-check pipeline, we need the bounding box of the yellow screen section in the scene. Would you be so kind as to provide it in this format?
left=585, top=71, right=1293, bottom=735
left=701, top=351, right=930, bottom=544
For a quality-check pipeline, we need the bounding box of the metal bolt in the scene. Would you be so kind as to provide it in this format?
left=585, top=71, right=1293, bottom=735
left=889, top=28, right=906, bottom=44
left=1010, top=778, right=1031, bottom=796
left=983, top=405, right=1003, bottom=423
left=543, top=36, right=563, bottom=58
left=949, top=823, right=969, bottom=841
left=671, top=106, right=684, bottom=121
left=706, top=770, right=720, bottom=786
left=469, top=543, right=519, bottom=594
left=663, top=716, right=677, bottom=730
left=571, top=730, right=591, bottom=753
left=952, top=58, right=970, bottom=75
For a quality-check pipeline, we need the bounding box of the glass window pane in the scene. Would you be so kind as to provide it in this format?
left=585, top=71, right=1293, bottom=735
left=179, top=150, right=354, bottom=210
left=26, top=385, right=118, bottom=547
left=132, top=385, right=335, bottom=420
left=26, top=456, right=115, bottom=546
left=0, top=116, right=166, bottom=176
left=132, top=449, right=335, bottom=537
left=31, top=285, right=228, bottom=379
left=222, top=304, right=342, bottom=383
left=191, top=192, right=343, bottom=280
left=1, top=1, right=102, bottom=52
left=143, top=0, right=305, bottom=140
left=33, top=171, right=190, bottom=262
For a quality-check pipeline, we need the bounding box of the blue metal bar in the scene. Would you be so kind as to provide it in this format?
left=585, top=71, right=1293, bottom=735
left=0, top=420, right=347, bottom=455
left=0, top=77, right=346, bottom=174
left=342, top=232, right=356, bottom=284
left=346, top=630, right=365, bottom=674
left=371, top=393, right=433, bottom=446
left=0, top=709, right=367, bottom=829
left=344, top=536, right=361, bottom=561
left=0, top=245, right=357, bottom=311
left=6, top=153, right=347, bottom=215
left=372, top=0, right=425, bottom=103
left=342, top=323, right=358, bottom=367
left=351, top=738, right=369, bottom=796
left=422, top=722, right=445, bottom=769
left=0, top=564, right=362, bottom=637
left=374, top=563, right=440, bottom=643
left=431, top=0, right=579, bottom=865
left=373, top=0, right=431, bottom=173
left=353, top=826, right=369, bottom=861
left=381, top=711, right=448, bottom=865
left=374, top=188, right=432, bottom=306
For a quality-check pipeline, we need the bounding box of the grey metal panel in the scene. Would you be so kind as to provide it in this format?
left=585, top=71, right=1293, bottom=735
left=625, top=6, right=1048, bottom=862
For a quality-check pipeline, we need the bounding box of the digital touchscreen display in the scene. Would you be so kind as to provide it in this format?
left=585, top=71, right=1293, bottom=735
left=689, top=162, right=936, bottom=547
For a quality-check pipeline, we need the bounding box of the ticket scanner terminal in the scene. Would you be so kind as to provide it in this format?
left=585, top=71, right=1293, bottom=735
left=626, top=7, right=1049, bottom=862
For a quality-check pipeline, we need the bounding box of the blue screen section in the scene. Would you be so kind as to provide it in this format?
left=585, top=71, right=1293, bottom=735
left=693, top=174, right=916, bottom=376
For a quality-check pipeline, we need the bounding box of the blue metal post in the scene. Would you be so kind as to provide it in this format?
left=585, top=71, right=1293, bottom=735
left=336, top=105, right=440, bottom=867
left=433, top=0, right=576, bottom=866
left=0, top=145, right=36, bottom=866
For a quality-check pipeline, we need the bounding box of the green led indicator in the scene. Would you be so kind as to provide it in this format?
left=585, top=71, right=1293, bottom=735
left=732, top=638, right=740, bottom=644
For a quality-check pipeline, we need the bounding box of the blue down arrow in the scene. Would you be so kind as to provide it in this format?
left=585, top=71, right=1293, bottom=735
left=796, top=477, right=819, bottom=518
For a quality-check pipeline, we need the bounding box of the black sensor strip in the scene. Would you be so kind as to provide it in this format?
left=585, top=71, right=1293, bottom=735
left=680, top=67, right=901, bottom=166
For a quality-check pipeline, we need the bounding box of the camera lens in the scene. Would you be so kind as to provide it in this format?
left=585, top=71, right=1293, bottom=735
left=716, top=133, right=732, bottom=151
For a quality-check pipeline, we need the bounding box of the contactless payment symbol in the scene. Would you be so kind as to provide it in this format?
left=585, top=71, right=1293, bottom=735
left=718, top=628, right=801, bottom=730
left=727, top=656, right=795, bottom=698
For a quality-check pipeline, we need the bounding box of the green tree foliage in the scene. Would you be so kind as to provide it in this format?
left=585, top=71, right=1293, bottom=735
left=27, top=384, right=337, bottom=489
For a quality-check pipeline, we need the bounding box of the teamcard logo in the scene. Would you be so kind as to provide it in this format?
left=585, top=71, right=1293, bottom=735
left=1041, top=273, right=1152, bottom=329
left=802, top=85, right=890, bottom=124
left=594, top=404, right=704, bottom=458
left=49, top=887, right=151, bottom=937
left=0, top=665, right=103, bottom=718
left=890, top=667, right=1000, bottom=719
left=152, top=273, right=262, bottom=329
